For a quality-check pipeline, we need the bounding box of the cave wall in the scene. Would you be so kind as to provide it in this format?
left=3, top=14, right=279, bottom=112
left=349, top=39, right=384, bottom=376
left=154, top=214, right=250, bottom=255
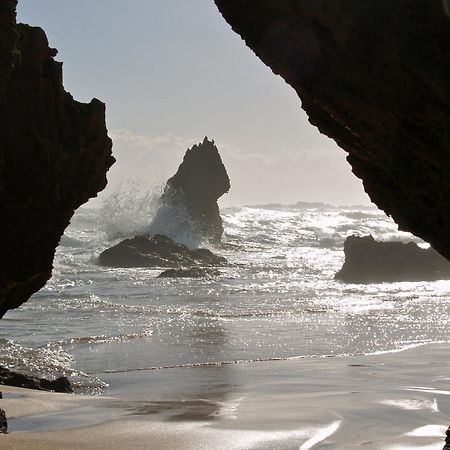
left=214, top=0, right=450, bottom=260
left=0, top=0, right=114, bottom=317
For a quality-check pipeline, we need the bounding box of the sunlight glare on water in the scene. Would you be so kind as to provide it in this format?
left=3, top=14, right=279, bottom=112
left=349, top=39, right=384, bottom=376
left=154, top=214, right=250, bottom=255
left=0, top=202, right=449, bottom=391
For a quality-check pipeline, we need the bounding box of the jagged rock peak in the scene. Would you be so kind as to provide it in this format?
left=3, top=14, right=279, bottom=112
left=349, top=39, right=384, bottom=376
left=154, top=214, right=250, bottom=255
left=160, top=137, right=230, bottom=243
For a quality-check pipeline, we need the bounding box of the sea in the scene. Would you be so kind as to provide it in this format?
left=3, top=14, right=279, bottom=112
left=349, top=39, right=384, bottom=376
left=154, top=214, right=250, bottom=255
left=1, top=199, right=450, bottom=397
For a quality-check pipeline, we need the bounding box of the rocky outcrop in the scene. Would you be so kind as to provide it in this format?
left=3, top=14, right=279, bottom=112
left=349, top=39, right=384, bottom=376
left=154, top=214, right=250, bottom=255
left=0, top=366, right=73, bottom=393
left=154, top=137, right=230, bottom=243
left=98, top=234, right=227, bottom=268
left=0, top=1, right=114, bottom=317
left=158, top=267, right=221, bottom=278
left=214, top=1, right=450, bottom=261
left=335, top=235, right=450, bottom=283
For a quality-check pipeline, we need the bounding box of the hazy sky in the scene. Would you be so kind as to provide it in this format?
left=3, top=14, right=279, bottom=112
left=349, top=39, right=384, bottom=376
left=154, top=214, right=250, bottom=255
left=18, top=0, right=371, bottom=207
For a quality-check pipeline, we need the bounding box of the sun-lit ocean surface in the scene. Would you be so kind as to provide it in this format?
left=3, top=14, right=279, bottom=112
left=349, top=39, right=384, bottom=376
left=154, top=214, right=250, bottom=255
left=1, top=202, right=450, bottom=393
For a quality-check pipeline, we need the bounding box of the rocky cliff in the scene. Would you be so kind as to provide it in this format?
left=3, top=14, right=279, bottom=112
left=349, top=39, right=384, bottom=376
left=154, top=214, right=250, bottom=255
left=0, top=0, right=114, bottom=317
left=214, top=0, right=450, bottom=260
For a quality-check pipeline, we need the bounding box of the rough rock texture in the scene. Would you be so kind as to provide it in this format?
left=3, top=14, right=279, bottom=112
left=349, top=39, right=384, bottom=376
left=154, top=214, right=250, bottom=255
left=158, top=267, right=221, bottom=278
left=335, top=235, right=450, bottom=283
left=0, top=366, right=73, bottom=393
left=98, top=234, right=227, bottom=268
left=443, top=426, right=450, bottom=450
left=0, top=1, right=114, bottom=317
left=158, top=137, right=230, bottom=243
left=0, top=408, right=6, bottom=434
left=214, top=0, right=450, bottom=260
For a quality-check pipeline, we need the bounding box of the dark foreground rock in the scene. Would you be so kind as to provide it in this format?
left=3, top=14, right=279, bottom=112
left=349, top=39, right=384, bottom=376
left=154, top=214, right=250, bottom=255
left=0, top=366, right=73, bottom=393
left=158, top=267, right=221, bottom=278
left=335, top=235, right=450, bottom=283
left=98, top=234, right=227, bottom=268
left=0, top=1, right=114, bottom=317
left=443, top=426, right=450, bottom=450
left=0, top=408, right=6, bottom=434
left=214, top=1, right=450, bottom=261
left=155, top=137, right=230, bottom=243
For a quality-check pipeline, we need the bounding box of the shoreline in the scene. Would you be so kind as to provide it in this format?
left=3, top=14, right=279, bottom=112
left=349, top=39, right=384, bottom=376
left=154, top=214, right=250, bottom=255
left=2, top=342, right=450, bottom=449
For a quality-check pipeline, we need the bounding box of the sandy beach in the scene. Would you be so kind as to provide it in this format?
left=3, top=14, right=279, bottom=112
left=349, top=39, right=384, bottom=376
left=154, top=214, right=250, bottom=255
left=1, top=343, right=450, bottom=449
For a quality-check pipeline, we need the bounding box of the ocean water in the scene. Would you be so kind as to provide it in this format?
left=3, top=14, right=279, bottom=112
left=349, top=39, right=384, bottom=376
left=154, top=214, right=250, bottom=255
left=1, top=202, right=450, bottom=395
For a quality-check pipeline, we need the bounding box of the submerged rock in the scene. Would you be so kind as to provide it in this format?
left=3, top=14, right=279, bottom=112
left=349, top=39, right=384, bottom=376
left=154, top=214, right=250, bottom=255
left=98, top=234, right=227, bottom=268
left=0, top=1, right=114, bottom=317
left=0, top=366, right=73, bottom=393
left=335, top=235, right=450, bottom=283
left=153, top=137, right=230, bottom=243
left=158, top=267, right=221, bottom=278
left=214, top=1, right=450, bottom=261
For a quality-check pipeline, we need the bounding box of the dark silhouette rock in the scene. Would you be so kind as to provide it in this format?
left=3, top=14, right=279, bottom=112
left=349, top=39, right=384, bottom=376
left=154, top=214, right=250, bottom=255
left=335, top=235, right=450, bottom=283
left=98, top=234, right=227, bottom=268
left=0, top=408, right=6, bottom=434
left=443, top=426, right=450, bottom=450
left=0, top=1, right=114, bottom=317
left=156, top=137, right=230, bottom=243
left=158, top=267, right=221, bottom=278
left=214, top=1, right=450, bottom=261
left=0, top=366, right=73, bottom=393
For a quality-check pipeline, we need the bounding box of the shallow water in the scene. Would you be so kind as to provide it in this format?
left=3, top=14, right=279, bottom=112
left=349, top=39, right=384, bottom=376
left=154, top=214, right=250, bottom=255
left=1, top=203, right=450, bottom=395
left=5, top=345, right=450, bottom=449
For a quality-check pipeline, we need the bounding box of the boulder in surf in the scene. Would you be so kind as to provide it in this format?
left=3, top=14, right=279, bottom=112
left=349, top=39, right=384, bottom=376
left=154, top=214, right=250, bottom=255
left=0, top=366, right=73, bottom=393
left=98, top=234, right=227, bottom=268
left=335, top=235, right=450, bottom=283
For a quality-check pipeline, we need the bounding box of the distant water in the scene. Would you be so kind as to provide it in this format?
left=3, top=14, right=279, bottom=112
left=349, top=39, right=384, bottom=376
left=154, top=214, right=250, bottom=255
left=1, top=202, right=450, bottom=394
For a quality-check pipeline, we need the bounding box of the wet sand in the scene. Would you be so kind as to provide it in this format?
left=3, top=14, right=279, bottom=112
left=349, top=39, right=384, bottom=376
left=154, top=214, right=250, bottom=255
left=2, top=343, right=450, bottom=449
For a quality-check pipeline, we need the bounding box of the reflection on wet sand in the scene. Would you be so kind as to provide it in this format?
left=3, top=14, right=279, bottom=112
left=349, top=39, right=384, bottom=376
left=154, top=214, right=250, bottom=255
left=111, top=382, right=234, bottom=422
left=4, top=344, right=450, bottom=449
left=102, top=319, right=239, bottom=423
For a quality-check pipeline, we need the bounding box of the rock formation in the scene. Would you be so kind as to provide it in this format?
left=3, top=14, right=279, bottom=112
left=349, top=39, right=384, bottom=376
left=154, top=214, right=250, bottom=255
left=98, top=234, right=227, bottom=268
left=0, top=407, right=6, bottom=434
left=335, top=235, right=450, bottom=283
left=214, top=1, right=450, bottom=261
left=443, top=426, right=450, bottom=450
left=153, top=137, right=230, bottom=243
left=158, top=267, right=221, bottom=278
left=0, top=366, right=73, bottom=393
left=0, top=1, right=114, bottom=317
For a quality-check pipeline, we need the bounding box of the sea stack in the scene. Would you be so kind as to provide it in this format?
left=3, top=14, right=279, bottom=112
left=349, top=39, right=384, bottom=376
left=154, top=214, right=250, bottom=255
left=335, top=235, right=450, bottom=283
left=99, top=138, right=230, bottom=267
left=158, top=137, right=230, bottom=243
